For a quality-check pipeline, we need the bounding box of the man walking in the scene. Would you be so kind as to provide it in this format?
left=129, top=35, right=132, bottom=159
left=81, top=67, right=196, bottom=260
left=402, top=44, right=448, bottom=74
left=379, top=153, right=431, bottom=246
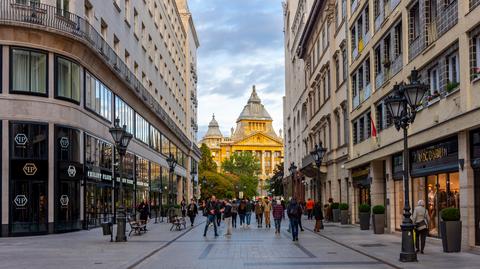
left=287, top=198, right=301, bottom=241
left=306, top=198, right=314, bottom=220
left=223, top=199, right=233, bottom=236
left=187, top=198, right=198, bottom=227
left=203, top=196, right=219, bottom=237
left=255, top=200, right=264, bottom=228
left=245, top=198, right=253, bottom=228
left=272, top=200, right=284, bottom=234
left=231, top=199, right=238, bottom=228
left=263, top=197, right=272, bottom=228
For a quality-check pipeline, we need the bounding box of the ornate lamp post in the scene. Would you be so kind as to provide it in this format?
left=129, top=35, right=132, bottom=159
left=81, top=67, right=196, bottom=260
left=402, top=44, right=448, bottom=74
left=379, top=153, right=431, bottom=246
left=166, top=153, right=177, bottom=206
left=385, top=69, right=428, bottom=262
left=109, top=118, right=133, bottom=242
left=310, top=142, right=327, bottom=204
left=288, top=162, right=297, bottom=199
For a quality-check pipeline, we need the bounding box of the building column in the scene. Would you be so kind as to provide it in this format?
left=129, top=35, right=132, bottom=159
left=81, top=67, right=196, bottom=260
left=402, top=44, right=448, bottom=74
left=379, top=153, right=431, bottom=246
left=48, top=123, right=54, bottom=233
left=370, top=160, right=385, bottom=207
left=2, top=120, right=9, bottom=236
left=458, top=131, right=475, bottom=249
left=270, top=151, right=274, bottom=175
left=385, top=157, right=395, bottom=233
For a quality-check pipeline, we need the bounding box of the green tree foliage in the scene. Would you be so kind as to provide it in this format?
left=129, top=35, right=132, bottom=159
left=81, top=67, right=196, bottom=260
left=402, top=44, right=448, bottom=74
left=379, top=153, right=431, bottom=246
left=199, top=143, right=217, bottom=172
left=267, top=162, right=284, bottom=196
left=199, top=171, right=237, bottom=200
left=222, top=151, right=260, bottom=198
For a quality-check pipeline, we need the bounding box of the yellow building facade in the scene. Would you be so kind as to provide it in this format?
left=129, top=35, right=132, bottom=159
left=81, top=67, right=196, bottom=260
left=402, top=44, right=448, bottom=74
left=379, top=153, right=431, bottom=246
left=200, top=86, right=284, bottom=196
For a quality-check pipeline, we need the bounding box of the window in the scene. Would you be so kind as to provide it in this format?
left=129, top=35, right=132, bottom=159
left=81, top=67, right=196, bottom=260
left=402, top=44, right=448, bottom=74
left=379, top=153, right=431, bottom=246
left=124, top=0, right=130, bottom=23
left=342, top=48, right=347, bottom=82
left=342, top=0, right=346, bottom=19
left=394, top=23, right=403, bottom=57
left=335, top=3, right=339, bottom=29
left=409, top=2, right=420, bottom=43
left=353, top=121, right=358, bottom=144
left=429, top=66, right=439, bottom=93
left=133, top=9, right=139, bottom=38
left=343, top=109, right=349, bottom=146
left=472, top=34, right=480, bottom=80
left=10, top=122, right=48, bottom=160
left=85, top=71, right=112, bottom=121
left=56, top=56, right=80, bottom=103
left=150, top=126, right=162, bottom=153
left=135, top=113, right=149, bottom=144
left=335, top=58, right=340, bottom=87
left=10, top=48, right=47, bottom=95
left=57, top=0, right=70, bottom=17
left=447, top=53, right=459, bottom=84
left=161, top=134, right=170, bottom=156
left=376, top=103, right=384, bottom=131
left=85, top=134, right=113, bottom=170
left=114, top=96, right=134, bottom=133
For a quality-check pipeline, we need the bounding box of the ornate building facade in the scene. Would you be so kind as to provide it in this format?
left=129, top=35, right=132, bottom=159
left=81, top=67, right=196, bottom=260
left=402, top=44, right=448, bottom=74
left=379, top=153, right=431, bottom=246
left=200, top=86, right=284, bottom=197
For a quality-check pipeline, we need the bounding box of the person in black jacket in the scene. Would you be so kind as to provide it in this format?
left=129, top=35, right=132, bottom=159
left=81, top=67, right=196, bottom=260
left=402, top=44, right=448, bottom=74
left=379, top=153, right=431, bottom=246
left=223, top=199, right=233, bottom=236
left=313, top=201, right=324, bottom=232
left=187, top=198, right=198, bottom=226
left=287, top=198, right=301, bottom=241
left=203, top=196, right=219, bottom=237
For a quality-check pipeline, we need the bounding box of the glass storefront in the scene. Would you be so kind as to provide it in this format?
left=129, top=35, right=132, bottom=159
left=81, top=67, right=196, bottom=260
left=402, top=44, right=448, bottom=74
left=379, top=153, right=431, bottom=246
left=150, top=162, right=161, bottom=219
left=84, top=134, right=113, bottom=228
left=9, top=122, right=48, bottom=235
left=135, top=156, right=150, bottom=213
left=470, top=130, right=480, bottom=245
left=115, top=152, right=135, bottom=217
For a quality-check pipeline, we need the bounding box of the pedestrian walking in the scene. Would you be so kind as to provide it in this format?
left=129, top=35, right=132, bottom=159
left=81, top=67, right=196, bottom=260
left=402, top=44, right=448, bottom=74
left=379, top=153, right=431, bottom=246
left=306, top=198, right=314, bottom=220
left=313, top=201, right=324, bottom=232
left=223, top=199, right=233, bottom=236
left=255, top=200, right=264, bottom=228
left=287, top=198, right=301, bottom=241
left=412, top=199, right=429, bottom=254
left=216, top=200, right=223, bottom=227
left=238, top=199, right=247, bottom=227
left=245, top=198, right=253, bottom=228
left=203, top=196, right=219, bottom=237
left=263, top=198, right=272, bottom=228
left=180, top=198, right=187, bottom=218
left=137, top=199, right=149, bottom=223
left=187, top=198, right=198, bottom=226
left=272, top=200, right=284, bottom=234
left=231, top=199, right=238, bottom=228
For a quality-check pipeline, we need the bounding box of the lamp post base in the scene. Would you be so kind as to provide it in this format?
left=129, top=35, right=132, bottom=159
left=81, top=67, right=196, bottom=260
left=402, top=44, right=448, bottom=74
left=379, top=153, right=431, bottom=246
left=399, top=222, right=417, bottom=262
left=115, top=206, right=127, bottom=242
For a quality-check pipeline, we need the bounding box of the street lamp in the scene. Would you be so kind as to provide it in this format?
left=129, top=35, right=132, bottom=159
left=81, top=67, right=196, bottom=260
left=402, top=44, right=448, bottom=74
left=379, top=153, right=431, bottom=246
left=166, top=153, right=177, bottom=206
left=385, top=69, right=428, bottom=262
left=288, top=162, right=297, bottom=199
left=109, top=118, right=133, bottom=242
left=310, top=142, right=327, bottom=204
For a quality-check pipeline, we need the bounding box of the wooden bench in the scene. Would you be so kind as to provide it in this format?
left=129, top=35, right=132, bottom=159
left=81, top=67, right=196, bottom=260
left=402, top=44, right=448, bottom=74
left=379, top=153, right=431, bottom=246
left=169, top=215, right=187, bottom=231
left=128, top=218, right=147, bottom=236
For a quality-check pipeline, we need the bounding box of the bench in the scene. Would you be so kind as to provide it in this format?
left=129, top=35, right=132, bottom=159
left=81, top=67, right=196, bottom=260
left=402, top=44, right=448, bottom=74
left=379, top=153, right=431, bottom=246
left=128, top=218, right=147, bottom=236
left=169, top=215, right=187, bottom=231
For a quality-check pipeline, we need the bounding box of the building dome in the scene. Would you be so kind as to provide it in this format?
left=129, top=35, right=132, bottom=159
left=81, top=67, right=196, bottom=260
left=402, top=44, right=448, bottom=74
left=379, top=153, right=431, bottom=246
left=204, top=114, right=223, bottom=138
left=237, top=85, right=272, bottom=122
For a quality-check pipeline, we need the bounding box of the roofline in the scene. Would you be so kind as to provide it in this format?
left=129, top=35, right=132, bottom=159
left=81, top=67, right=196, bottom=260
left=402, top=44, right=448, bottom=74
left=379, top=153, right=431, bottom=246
left=297, top=0, right=324, bottom=59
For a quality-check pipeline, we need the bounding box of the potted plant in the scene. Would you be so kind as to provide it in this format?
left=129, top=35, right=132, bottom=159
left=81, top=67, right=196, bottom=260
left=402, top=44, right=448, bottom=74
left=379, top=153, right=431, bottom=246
left=358, top=204, right=371, bottom=230
left=372, top=205, right=385, bottom=234
left=331, top=202, right=340, bottom=222
left=339, top=203, right=349, bottom=225
left=446, top=81, right=460, bottom=93
left=440, top=207, right=461, bottom=252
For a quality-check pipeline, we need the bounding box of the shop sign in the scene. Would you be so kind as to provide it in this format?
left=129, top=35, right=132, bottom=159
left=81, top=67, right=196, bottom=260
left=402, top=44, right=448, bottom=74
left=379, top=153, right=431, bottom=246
left=14, top=133, right=28, bottom=146
left=136, top=181, right=149, bottom=187
left=87, top=170, right=112, bottom=181
left=116, top=177, right=134, bottom=184
left=410, top=137, right=458, bottom=177
left=14, top=195, right=28, bottom=207
left=60, top=195, right=69, bottom=207
left=59, top=137, right=69, bottom=149
left=412, top=147, right=448, bottom=163
left=23, top=163, right=37, bottom=176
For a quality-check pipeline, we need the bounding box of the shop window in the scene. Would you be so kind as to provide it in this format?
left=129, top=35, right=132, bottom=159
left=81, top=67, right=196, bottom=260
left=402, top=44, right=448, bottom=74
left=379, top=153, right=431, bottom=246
left=85, top=72, right=112, bottom=121
left=55, top=126, right=80, bottom=162
left=135, top=156, right=150, bottom=206
left=10, top=122, right=48, bottom=160
left=84, top=134, right=112, bottom=170
left=135, top=113, right=150, bottom=144
left=114, top=96, right=134, bottom=134
left=150, top=126, right=162, bottom=153
left=161, top=134, right=170, bottom=156
left=10, top=48, right=47, bottom=96
left=55, top=56, right=80, bottom=103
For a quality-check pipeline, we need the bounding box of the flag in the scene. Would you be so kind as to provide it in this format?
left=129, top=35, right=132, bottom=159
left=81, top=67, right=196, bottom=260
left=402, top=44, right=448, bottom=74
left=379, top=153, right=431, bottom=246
left=371, top=115, right=377, bottom=138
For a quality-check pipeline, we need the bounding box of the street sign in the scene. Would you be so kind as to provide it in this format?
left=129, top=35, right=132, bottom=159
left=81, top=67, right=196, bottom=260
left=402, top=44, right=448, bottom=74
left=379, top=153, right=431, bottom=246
left=23, top=163, right=37, bottom=176
left=14, top=195, right=28, bottom=207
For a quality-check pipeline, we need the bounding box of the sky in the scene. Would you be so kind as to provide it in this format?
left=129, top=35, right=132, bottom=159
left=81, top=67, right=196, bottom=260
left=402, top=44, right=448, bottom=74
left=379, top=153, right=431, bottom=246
left=189, top=0, right=285, bottom=141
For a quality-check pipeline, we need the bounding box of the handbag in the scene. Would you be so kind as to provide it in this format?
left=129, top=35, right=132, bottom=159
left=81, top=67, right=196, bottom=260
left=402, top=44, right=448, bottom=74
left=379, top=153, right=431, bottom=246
left=415, top=208, right=428, bottom=231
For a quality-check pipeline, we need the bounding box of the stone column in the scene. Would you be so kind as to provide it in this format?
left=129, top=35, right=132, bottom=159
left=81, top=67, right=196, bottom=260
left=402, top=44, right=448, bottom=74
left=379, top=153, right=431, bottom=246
left=2, top=120, right=9, bottom=236
left=458, top=131, right=475, bottom=249
left=270, top=151, right=274, bottom=175
left=48, top=123, right=54, bottom=233
left=370, top=160, right=385, bottom=207
left=385, top=157, right=395, bottom=233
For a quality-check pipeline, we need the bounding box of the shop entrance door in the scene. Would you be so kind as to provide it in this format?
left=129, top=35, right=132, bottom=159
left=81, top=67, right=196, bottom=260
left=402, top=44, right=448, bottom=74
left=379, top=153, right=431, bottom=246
left=55, top=180, right=80, bottom=232
left=10, top=180, right=48, bottom=235
left=475, top=170, right=480, bottom=245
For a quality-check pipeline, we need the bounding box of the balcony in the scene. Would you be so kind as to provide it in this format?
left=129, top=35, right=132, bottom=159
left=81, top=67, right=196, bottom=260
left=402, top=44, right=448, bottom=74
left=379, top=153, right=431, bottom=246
left=0, top=0, right=194, bottom=147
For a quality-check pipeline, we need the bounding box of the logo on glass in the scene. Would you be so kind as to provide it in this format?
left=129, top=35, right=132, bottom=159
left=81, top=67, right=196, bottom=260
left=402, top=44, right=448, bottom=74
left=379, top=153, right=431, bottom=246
left=60, top=195, right=69, bottom=206
left=23, top=163, right=37, bottom=176
left=59, top=137, right=70, bottom=149
left=14, top=195, right=28, bottom=207
left=67, top=165, right=76, bottom=177
left=15, top=133, right=28, bottom=146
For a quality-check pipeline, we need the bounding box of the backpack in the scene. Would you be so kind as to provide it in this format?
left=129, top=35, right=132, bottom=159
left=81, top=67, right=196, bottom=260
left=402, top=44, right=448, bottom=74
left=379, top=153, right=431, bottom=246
left=288, top=204, right=298, bottom=216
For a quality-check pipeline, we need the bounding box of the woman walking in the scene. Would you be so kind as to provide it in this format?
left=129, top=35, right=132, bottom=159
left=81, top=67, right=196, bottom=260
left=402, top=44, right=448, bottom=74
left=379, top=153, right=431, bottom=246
left=231, top=199, right=238, bottom=228
left=238, top=199, right=247, bottom=228
left=412, top=200, right=429, bottom=254
left=245, top=198, right=253, bottom=228
left=313, top=201, right=324, bottom=232
left=187, top=198, right=198, bottom=226
left=272, top=200, right=284, bottom=234
left=255, top=200, right=264, bottom=228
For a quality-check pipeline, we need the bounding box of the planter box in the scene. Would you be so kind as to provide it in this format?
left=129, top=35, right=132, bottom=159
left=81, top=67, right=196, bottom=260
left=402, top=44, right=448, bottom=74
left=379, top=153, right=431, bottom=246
left=372, top=214, right=385, bottom=234
left=440, top=221, right=462, bottom=252
left=359, top=212, right=370, bottom=230
left=332, top=209, right=340, bottom=222
left=340, top=210, right=349, bottom=225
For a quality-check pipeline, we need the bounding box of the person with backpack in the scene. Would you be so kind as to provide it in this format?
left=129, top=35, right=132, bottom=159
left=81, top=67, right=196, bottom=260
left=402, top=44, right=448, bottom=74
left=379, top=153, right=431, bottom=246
left=272, top=200, right=284, bottom=234
left=203, top=196, right=219, bottom=237
left=245, top=198, right=253, bottom=228
left=412, top=199, right=430, bottom=254
left=287, top=198, right=301, bottom=241
left=223, top=199, right=233, bottom=236
left=187, top=198, right=198, bottom=227
left=231, top=199, right=238, bottom=228
left=238, top=198, right=247, bottom=228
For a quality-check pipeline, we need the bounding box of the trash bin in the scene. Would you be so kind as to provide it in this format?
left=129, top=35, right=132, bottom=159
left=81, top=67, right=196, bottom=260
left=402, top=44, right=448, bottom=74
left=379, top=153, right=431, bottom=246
left=101, top=222, right=113, bottom=242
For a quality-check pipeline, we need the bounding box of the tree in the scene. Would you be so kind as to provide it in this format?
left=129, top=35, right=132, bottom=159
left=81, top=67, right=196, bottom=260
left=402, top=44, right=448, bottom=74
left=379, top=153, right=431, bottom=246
left=267, top=162, right=284, bottom=197
left=199, top=171, right=237, bottom=200
left=222, top=151, right=260, bottom=198
left=199, top=143, right=217, bottom=172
